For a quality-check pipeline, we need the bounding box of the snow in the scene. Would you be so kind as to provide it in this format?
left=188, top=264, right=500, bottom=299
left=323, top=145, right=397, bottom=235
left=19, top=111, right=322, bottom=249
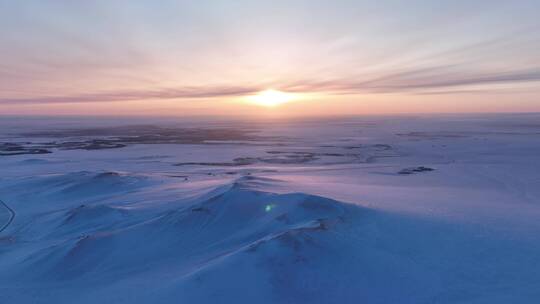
left=1, top=114, right=540, bottom=303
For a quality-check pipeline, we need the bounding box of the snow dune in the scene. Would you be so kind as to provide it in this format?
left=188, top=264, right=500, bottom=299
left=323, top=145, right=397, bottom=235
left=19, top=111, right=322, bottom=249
left=1, top=172, right=539, bottom=303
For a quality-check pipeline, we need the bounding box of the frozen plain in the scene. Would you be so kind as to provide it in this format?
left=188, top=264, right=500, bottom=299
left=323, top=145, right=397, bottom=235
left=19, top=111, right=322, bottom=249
left=0, top=114, right=539, bottom=303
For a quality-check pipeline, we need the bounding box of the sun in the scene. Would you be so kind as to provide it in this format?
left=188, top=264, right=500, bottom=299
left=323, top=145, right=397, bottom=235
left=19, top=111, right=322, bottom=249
left=246, top=89, right=297, bottom=107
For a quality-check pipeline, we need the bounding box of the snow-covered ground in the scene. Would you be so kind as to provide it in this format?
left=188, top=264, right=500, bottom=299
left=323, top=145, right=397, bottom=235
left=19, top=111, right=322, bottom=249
left=1, top=114, right=540, bottom=303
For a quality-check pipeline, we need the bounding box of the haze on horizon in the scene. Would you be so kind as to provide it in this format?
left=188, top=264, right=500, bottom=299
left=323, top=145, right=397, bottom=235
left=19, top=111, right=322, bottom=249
left=1, top=0, right=540, bottom=117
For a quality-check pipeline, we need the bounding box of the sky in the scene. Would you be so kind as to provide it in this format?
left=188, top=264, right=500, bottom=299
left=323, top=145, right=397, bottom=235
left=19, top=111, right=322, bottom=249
left=1, top=0, right=539, bottom=116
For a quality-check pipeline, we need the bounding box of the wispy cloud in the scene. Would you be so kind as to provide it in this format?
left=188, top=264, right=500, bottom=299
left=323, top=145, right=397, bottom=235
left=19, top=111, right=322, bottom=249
left=2, top=67, right=540, bottom=105
left=285, top=67, right=540, bottom=94
left=0, top=86, right=261, bottom=104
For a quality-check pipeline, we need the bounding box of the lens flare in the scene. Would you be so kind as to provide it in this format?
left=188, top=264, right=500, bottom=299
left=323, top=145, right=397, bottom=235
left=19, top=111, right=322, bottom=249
left=265, top=204, right=276, bottom=212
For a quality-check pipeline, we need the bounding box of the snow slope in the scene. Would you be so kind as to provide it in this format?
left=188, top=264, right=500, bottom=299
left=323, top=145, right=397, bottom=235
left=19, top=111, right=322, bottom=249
left=1, top=114, right=540, bottom=303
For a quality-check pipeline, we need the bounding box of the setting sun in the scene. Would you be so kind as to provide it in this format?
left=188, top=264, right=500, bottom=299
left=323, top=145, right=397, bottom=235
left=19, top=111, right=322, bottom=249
left=246, top=89, right=297, bottom=107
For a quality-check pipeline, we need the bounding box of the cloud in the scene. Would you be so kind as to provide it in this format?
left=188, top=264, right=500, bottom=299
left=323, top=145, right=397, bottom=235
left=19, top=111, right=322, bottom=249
left=0, top=86, right=261, bottom=104
left=283, top=68, right=540, bottom=95
left=2, top=68, right=540, bottom=105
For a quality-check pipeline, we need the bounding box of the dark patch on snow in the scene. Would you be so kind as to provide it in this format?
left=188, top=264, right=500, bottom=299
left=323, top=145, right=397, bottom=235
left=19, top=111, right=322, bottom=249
left=191, top=207, right=211, bottom=213
left=0, top=143, right=52, bottom=156
left=4, top=126, right=261, bottom=155
left=398, top=166, right=435, bottom=175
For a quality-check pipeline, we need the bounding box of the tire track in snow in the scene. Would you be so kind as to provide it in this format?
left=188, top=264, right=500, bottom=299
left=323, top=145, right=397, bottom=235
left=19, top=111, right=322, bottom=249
left=0, top=199, right=15, bottom=234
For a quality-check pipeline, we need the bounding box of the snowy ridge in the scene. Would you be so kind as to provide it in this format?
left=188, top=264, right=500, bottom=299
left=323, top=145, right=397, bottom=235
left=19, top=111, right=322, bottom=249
left=0, top=174, right=363, bottom=303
